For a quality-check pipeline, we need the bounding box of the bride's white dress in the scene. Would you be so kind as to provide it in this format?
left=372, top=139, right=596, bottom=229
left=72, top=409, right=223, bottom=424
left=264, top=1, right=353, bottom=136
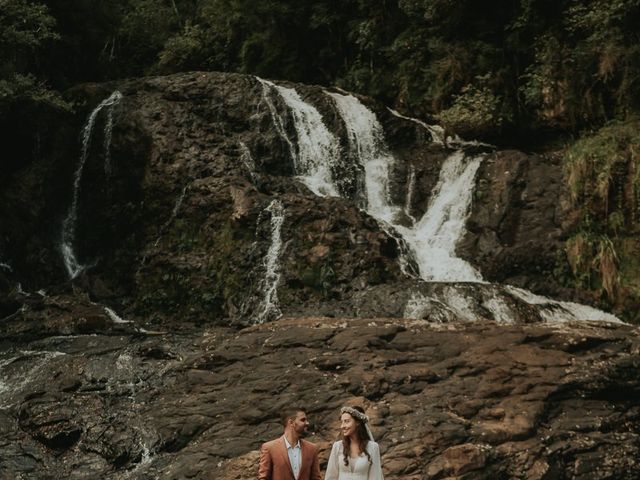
left=324, top=440, right=384, bottom=480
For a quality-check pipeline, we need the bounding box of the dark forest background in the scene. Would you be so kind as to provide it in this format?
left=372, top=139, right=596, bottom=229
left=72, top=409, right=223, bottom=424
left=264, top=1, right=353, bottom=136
left=3, top=0, right=640, bottom=140
left=2, top=0, right=640, bottom=317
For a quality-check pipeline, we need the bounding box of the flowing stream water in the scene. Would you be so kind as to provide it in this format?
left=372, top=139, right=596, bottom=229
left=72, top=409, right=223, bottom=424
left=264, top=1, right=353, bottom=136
left=60, top=91, right=122, bottom=279
left=258, top=84, right=620, bottom=324
left=255, top=199, right=286, bottom=323
left=257, top=78, right=340, bottom=196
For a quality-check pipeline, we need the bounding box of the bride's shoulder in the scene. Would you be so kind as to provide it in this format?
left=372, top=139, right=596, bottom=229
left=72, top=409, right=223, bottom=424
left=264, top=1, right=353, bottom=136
left=366, top=440, right=380, bottom=452
left=331, top=440, right=343, bottom=451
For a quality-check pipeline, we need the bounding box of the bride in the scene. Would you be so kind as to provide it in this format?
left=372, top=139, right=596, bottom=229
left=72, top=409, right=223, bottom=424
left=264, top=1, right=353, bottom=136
left=324, top=406, right=384, bottom=480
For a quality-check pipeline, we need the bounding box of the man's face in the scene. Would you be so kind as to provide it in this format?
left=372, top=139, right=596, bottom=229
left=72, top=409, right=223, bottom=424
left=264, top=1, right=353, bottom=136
left=290, top=410, right=310, bottom=437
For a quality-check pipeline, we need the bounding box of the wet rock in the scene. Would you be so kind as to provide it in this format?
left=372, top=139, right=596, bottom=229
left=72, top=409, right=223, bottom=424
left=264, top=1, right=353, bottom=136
left=0, top=316, right=638, bottom=479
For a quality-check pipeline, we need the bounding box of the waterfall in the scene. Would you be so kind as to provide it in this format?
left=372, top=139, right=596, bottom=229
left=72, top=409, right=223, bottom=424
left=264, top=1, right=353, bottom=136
left=257, top=78, right=340, bottom=197
left=104, top=306, right=132, bottom=324
left=255, top=199, right=285, bottom=323
left=257, top=78, right=296, bottom=159
left=136, top=183, right=189, bottom=276
left=0, top=262, right=11, bottom=273
left=328, top=92, right=481, bottom=281
left=60, top=91, right=122, bottom=279
left=400, top=151, right=484, bottom=282
left=506, top=286, right=622, bottom=324
left=327, top=92, right=401, bottom=223
left=388, top=108, right=491, bottom=149
left=331, top=91, right=620, bottom=324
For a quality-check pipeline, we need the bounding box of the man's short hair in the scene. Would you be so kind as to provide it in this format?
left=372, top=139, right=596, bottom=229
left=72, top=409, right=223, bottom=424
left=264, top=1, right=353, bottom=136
left=280, top=406, right=306, bottom=427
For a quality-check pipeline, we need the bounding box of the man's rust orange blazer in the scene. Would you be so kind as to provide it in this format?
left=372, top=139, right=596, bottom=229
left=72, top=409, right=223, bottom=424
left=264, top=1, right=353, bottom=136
left=258, top=436, right=322, bottom=480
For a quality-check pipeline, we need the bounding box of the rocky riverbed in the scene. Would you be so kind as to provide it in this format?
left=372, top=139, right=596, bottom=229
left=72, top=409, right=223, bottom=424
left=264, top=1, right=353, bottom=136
left=1, top=303, right=639, bottom=479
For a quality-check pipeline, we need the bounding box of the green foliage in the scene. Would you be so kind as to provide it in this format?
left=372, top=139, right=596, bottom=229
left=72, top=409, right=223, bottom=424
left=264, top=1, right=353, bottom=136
left=560, top=119, right=640, bottom=318
left=437, top=82, right=510, bottom=138
left=565, top=119, right=640, bottom=221
left=0, top=0, right=58, bottom=52
left=523, top=0, right=640, bottom=129
left=0, top=0, right=65, bottom=112
left=0, top=73, right=68, bottom=112
left=3, top=0, right=640, bottom=143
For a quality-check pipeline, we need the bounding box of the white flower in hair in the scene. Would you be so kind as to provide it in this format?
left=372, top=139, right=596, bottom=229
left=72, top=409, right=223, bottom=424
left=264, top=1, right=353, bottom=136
left=340, top=406, right=369, bottom=423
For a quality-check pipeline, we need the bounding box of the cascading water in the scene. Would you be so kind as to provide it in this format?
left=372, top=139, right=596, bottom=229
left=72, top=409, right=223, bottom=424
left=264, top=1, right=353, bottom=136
left=136, top=183, right=189, bottom=276
left=257, top=78, right=340, bottom=197
left=60, top=91, right=122, bottom=279
left=388, top=108, right=492, bottom=149
left=329, top=92, right=481, bottom=282
left=505, top=286, right=621, bottom=324
left=0, top=351, right=66, bottom=409
left=398, top=151, right=484, bottom=282
left=104, top=306, right=132, bottom=324
left=327, top=92, right=402, bottom=223
left=255, top=199, right=285, bottom=323
left=328, top=91, right=621, bottom=324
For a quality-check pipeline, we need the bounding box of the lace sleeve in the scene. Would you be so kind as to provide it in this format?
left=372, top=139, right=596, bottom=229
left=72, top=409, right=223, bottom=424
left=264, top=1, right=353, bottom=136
left=324, top=442, right=340, bottom=480
left=367, top=442, right=384, bottom=480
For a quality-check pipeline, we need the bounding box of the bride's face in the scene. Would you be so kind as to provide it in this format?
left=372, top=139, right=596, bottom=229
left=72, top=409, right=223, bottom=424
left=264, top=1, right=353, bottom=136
left=340, top=413, right=357, bottom=438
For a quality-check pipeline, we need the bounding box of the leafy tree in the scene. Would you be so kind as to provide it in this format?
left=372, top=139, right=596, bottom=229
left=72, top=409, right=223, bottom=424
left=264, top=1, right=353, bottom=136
left=0, top=0, right=65, bottom=113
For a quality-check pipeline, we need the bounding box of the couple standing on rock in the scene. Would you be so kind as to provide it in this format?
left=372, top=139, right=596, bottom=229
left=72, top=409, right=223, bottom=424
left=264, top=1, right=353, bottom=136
left=258, top=405, right=384, bottom=480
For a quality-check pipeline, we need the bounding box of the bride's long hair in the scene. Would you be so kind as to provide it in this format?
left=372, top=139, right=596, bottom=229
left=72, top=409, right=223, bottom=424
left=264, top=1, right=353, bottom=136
left=341, top=406, right=372, bottom=467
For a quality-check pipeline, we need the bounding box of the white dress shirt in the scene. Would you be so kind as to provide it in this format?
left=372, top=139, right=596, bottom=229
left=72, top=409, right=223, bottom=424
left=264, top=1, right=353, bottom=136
left=284, top=436, right=302, bottom=479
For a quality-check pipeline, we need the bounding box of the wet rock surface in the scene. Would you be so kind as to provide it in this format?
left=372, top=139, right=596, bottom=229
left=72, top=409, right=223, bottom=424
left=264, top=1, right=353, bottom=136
left=0, top=71, right=614, bottom=325
left=0, top=315, right=639, bottom=479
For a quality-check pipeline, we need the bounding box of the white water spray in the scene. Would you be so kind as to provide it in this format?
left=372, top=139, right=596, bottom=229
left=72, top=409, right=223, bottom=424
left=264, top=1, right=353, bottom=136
left=332, top=91, right=620, bottom=324
left=399, top=151, right=484, bottom=282
left=60, top=91, right=123, bottom=279
left=255, top=200, right=285, bottom=323
left=328, top=92, right=401, bottom=222
left=154, top=184, right=189, bottom=248
left=104, top=306, right=132, bottom=324
left=258, top=78, right=340, bottom=196
left=329, top=92, right=482, bottom=281
left=506, top=286, right=622, bottom=324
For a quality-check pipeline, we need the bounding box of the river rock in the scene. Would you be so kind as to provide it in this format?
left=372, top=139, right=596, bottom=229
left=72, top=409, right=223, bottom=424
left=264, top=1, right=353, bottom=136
left=0, top=315, right=638, bottom=479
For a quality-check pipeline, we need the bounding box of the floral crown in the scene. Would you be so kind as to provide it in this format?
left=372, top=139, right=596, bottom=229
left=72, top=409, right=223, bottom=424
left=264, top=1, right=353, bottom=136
left=341, top=406, right=369, bottom=423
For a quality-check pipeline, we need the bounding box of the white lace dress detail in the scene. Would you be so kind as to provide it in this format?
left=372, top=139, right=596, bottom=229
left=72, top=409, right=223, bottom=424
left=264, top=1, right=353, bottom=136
left=324, top=440, right=384, bottom=480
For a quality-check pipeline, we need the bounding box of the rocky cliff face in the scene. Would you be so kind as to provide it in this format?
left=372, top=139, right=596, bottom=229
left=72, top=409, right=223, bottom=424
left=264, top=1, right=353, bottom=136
left=0, top=71, right=618, bottom=325
left=1, top=71, right=638, bottom=479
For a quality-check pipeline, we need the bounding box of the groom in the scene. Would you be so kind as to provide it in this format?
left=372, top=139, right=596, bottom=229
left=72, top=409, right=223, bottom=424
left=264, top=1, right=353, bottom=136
left=258, top=406, right=322, bottom=480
